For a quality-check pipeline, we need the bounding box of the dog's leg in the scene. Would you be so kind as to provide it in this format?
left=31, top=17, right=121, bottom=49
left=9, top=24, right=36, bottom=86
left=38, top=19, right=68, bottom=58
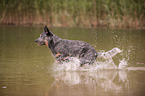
left=55, top=53, right=70, bottom=63
left=79, top=48, right=98, bottom=66
left=80, top=58, right=95, bottom=66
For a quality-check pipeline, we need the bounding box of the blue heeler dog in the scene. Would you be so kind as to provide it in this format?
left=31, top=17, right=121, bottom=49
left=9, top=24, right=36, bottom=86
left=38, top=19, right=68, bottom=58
left=35, top=26, right=122, bottom=66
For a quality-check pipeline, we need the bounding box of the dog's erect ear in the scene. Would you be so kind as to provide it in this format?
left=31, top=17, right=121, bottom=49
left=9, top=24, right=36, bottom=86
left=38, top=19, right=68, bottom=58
left=44, top=26, right=53, bottom=36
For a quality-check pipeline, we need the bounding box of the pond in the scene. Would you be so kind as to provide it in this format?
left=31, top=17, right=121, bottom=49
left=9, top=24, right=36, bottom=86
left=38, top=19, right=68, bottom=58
left=0, top=26, right=145, bottom=96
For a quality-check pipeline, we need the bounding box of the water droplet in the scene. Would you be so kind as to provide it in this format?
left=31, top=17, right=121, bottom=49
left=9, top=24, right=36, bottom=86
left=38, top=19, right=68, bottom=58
left=2, top=86, right=7, bottom=88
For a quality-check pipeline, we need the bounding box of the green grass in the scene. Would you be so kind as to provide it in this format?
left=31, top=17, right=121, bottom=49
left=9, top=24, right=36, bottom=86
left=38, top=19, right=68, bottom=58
left=0, top=0, right=144, bottom=29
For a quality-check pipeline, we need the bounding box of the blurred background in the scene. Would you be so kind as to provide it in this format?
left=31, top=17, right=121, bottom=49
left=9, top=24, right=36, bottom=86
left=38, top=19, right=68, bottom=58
left=0, top=0, right=144, bottom=29
left=0, top=1, right=145, bottom=96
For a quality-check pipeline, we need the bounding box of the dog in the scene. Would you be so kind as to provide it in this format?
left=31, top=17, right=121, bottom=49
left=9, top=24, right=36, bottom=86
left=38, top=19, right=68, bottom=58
left=35, top=26, right=122, bottom=66
left=35, top=26, right=98, bottom=66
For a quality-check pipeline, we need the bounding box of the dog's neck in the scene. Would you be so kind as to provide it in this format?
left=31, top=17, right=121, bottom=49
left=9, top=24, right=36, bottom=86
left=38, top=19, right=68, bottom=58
left=47, top=36, right=61, bottom=54
left=52, top=35, right=61, bottom=44
left=46, top=35, right=61, bottom=49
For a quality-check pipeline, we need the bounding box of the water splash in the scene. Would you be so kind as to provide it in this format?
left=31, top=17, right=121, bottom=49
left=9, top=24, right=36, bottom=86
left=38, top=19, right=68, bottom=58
left=51, top=47, right=128, bottom=72
left=118, top=58, right=128, bottom=69
left=99, top=47, right=122, bottom=59
left=52, top=57, right=81, bottom=72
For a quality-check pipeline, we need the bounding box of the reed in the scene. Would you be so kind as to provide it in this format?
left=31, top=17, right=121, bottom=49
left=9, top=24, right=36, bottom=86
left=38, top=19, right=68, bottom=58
left=0, top=0, right=144, bottom=29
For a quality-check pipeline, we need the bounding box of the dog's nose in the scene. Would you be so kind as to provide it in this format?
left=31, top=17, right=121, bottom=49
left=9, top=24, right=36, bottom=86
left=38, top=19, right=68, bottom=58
left=35, top=39, right=38, bottom=43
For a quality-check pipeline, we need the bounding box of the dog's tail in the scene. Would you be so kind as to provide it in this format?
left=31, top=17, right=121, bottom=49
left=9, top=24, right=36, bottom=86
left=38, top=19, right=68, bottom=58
left=98, top=47, right=122, bottom=59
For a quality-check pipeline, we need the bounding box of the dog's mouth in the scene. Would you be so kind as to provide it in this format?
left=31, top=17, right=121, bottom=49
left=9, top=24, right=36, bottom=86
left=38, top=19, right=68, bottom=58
left=35, top=39, right=45, bottom=46
left=37, top=42, right=42, bottom=46
left=37, top=42, right=45, bottom=46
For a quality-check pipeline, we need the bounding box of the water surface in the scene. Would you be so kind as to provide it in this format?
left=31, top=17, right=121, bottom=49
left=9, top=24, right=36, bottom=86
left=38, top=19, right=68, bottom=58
left=0, top=26, right=145, bottom=96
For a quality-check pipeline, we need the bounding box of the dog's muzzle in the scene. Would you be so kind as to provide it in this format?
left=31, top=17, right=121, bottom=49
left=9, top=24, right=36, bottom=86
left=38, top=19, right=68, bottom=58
left=35, top=39, right=38, bottom=43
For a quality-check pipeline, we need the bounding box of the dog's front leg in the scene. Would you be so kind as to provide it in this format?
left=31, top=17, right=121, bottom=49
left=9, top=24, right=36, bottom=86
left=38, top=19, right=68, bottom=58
left=55, top=53, right=69, bottom=63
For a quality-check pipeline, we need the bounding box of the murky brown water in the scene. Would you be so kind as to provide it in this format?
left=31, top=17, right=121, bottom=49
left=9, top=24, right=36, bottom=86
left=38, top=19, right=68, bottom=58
left=0, top=26, right=145, bottom=96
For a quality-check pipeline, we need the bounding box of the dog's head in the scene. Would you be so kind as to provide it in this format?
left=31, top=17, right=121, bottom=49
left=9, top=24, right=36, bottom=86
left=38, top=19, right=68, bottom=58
left=35, top=26, right=54, bottom=46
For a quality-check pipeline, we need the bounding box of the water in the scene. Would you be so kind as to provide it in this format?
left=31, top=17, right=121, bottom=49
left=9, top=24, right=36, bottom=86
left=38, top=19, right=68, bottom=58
left=0, top=26, right=145, bottom=96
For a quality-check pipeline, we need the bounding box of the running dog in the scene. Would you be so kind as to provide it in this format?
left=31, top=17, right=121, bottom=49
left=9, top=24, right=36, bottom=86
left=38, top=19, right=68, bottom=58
left=35, top=26, right=98, bottom=66
left=35, top=26, right=122, bottom=66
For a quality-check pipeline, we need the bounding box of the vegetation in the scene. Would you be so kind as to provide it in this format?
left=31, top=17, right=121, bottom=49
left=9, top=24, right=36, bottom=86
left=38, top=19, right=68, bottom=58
left=0, top=0, right=144, bottom=29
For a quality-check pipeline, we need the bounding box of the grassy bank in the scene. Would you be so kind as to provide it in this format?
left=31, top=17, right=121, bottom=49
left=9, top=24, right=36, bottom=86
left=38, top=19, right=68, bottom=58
left=0, top=0, right=144, bottom=29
